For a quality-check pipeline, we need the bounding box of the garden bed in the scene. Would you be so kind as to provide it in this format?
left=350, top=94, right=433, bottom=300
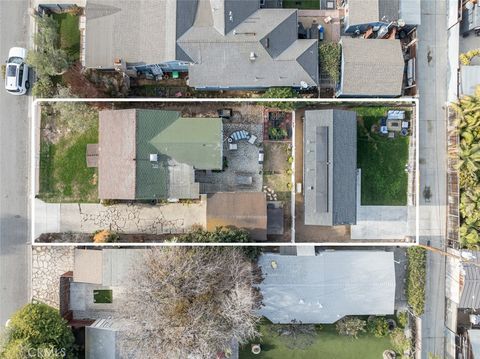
left=356, top=107, right=410, bottom=205
left=262, top=142, right=293, bottom=202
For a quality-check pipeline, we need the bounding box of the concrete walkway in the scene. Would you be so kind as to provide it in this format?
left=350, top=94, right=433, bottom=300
left=34, top=197, right=206, bottom=238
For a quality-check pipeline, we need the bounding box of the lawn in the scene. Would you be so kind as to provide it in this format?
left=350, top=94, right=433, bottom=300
left=355, top=107, right=410, bottom=206
left=283, top=0, right=320, bottom=9
left=240, top=324, right=391, bottom=359
left=39, top=122, right=98, bottom=203
left=52, top=13, right=80, bottom=61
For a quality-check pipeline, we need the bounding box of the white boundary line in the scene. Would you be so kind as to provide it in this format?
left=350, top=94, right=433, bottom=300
left=30, top=97, right=419, bottom=247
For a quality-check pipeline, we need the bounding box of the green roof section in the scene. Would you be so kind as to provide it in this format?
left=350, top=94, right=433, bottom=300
left=134, top=110, right=223, bottom=199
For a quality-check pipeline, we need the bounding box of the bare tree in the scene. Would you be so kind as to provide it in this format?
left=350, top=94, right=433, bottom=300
left=115, top=247, right=262, bottom=358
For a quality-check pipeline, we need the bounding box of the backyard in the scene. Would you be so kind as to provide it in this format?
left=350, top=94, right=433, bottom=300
left=240, top=323, right=391, bottom=359
left=263, top=142, right=293, bottom=202
left=356, top=107, right=410, bottom=206
left=39, top=103, right=99, bottom=203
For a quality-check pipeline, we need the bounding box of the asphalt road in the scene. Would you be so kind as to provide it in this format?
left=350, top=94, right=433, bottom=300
left=417, top=0, right=448, bottom=357
left=0, top=0, right=30, bottom=328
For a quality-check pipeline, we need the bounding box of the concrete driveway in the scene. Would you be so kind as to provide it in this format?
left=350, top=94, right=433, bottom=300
left=34, top=197, right=206, bottom=238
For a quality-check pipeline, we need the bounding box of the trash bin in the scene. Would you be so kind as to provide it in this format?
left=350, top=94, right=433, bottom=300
left=318, top=25, right=324, bottom=41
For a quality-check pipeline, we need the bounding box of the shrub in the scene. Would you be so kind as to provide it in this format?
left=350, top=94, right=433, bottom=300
left=319, top=42, right=341, bottom=83
left=0, top=303, right=75, bottom=359
left=336, top=317, right=366, bottom=339
left=389, top=328, right=410, bottom=355
left=32, top=76, right=56, bottom=98
left=261, top=88, right=298, bottom=111
left=268, top=127, right=288, bottom=140
left=367, top=316, right=389, bottom=337
left=93, top=230, right=119, bottom=243
left=406, top=247, right=426, bottom=316
left=460, top=49, right=480, bottom=65
left=397, top=311, right=408, bottom=328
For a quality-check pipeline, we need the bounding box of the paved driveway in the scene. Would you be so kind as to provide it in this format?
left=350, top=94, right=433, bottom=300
left=34, top=197, right=206, bottom=238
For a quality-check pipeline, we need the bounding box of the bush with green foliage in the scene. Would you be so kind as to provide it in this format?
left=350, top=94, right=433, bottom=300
left=261, top=87, right=298, bottom=111
left=389, top=328, right=410, bottom=355
left=397, top=311, right=408, bottom=328
left=406, top=247, right=426, bottom=316
left=27, top=15, right=70, bottom=77
left=335, top=317, right=366, bottom=339
left=0, top=303, right=75, bottom=359
left=170, top=227, right=261, bottom=260
left=268, top=127, right=288, bottom=140
left=366, top=316, right=389, bottom=337
left=32, top=76, right=56, bottom=98
left=319, top=42, right=341, bottom=83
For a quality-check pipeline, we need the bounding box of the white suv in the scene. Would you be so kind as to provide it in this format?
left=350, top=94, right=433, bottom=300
left=5, top=47, right=29, bottom=95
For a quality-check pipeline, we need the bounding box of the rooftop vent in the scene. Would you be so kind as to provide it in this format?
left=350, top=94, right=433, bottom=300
left=249, top=52, right=257, bottom=61
left=270, top=260, right=277, bottom=269
left=149, top=154, right=158, bottom=162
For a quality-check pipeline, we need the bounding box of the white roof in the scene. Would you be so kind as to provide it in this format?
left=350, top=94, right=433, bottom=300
left=258, top=251, right=396, bottom=323
left=470, top=329, right=480, bottom=359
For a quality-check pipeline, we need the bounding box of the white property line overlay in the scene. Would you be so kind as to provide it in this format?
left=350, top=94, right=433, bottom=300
left=30, top=98, right=420, bottom=247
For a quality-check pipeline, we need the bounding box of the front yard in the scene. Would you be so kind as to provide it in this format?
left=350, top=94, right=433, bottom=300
left=240, top=323, right=391, bottom=359
left=39, top=103, right=99, bottom=203
left=52, top=12, right=81, bottom=61
left=356, top=107, right=410, bottom=206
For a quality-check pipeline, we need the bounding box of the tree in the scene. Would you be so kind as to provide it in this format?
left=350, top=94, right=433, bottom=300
left=389, top=327, right=410, bottom=355
left=366, top=316, right=389, bottom=337
left=261, top=87, right=298, bottom=111
left=0, top=303, right=75, bottom=359
left=319, top=42, right=341, bottom=83
left=335, top=317, right=366, bottom=339
left=26, top=15, right=70, bottom=77
left=266, top=320, right=318, bottom=350
left=115, top=247, right=262, bottom=358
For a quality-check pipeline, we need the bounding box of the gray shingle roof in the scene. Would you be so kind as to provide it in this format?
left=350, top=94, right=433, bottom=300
left=178, top=6, right=318, bottom=88
left=339, top=37, right=404, bottom=97
left=346, top=0, right=399, bottom=26
left=258, top=251, right=396, bottom=324
left=84, top=0, right=198, bottom=68
left=460, top=254, right=480, bottom=309
left=303, top=110, right=357, bottom=226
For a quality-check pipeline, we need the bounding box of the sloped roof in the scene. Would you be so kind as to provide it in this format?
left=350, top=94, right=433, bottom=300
left=460, top=66, right=480, bottom=97
left=98, top=109, right=222, bottom=200
left=469, top=330, right=480, bottom=359
left=339, top=37, right=404, bottom=97
left=98, top=109, right=136, bottom=200
left=303, top=110, right=357, bottom=226
left=84, top=0, right=182, bottom=68
left=258, top=251, right=396, bottom=324
left=460, top=254, right=480, bottom=309
left=347, top=0, right=399, bottom=26
left=178, top=5, right=318, bottom=88
left=206, top=192, right=267, bottom=241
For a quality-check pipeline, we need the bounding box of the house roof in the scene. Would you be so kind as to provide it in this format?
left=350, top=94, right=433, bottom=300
left=84, top=0, right=186, bottom=68
left=460, top=66, right=480, bottom=97
left=469, top=330, right=480, bottom=359
left=177, top=4, right=318, bottom=88
left=303, top=110, right=357, bottom=226
left=98, top=109, right=222, bottom=200
left=347, top=0, right=399, bottom=26
left=258, top=251, right=396, bottom=324
left=339, top=37, right=404, bottom=97
left=206, top=192, right=267, bottom=241
left=460, top=252, right=480, bottom=309
left=98, top=109, right=137, bottom=200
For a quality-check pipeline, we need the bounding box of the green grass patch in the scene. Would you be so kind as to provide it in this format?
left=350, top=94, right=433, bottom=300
left=282, top=0, right=320, bottom=9
left=39, top=124, right=98, bottom=203
left=52, top=13, right=80, bottom=61
left=406, top=247, right=426, bottom=316
left=93, top=289, right=113, bottom=304
left=240, top=323, right=391, bottom=359
left=355, top=107, right=409, bottom=205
